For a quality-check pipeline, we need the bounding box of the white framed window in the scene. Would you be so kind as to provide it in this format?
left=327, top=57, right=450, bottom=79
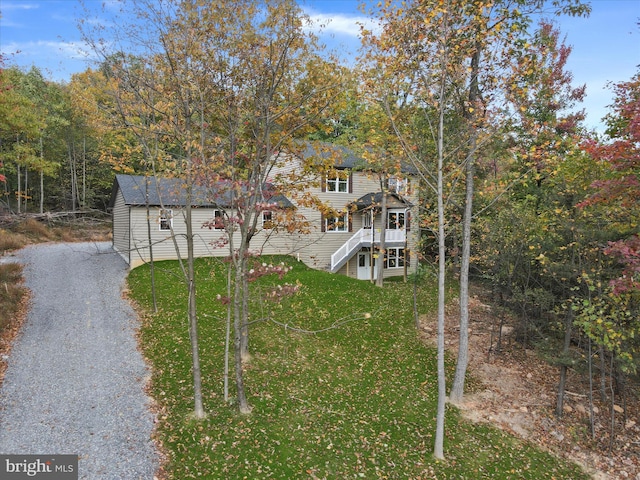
left=388, top=176, right=410, bottom=195
left=385, top=247, right=406, bottom=269
left=159, top=209, right=173, bottom=231
left=387, top=210, right=406, bottom=230
left=212, top=209, right=224, bottom=230
left=362, top=211, right=372, bottom=229
left=326, top=170, right=349, bottom=193
left=262, top=210, right=273, bottom=229
left=325, top=212, right=349, bottom=232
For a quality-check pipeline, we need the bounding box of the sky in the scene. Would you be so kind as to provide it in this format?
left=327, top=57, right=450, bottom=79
left=1, top=0, right=639, bottom=132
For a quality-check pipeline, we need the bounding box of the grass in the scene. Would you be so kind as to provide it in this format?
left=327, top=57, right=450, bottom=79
left=0, top=216, right=111, bottom=255
left=128, top=256, right=590, bottom=480
left=0, top=262, right=27, bottom=336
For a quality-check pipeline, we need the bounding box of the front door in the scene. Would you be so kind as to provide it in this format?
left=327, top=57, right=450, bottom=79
left=357, top=252, right=377, bottom=280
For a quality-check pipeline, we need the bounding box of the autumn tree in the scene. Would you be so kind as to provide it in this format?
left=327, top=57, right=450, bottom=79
left=0, top=67, right=45, bottom=212
left=0, top=54, right=5, bottom=184
left=361, top=0, right=590, bottom=458
left=81, top=0, right=342, bottom=415
left=361, top=0, right=482, bottom=457
left=66, top=69, right=119, bottom=210
left=81, top=0, right=230, bottom=419
left=574, top=69, right=640, bottom=412
left=189, top=0, right=343, bottom=413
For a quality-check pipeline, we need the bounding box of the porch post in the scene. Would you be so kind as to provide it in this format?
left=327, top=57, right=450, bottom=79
left=404, top=247, right=408, bottom=282
left=370, top=214, right=375, bottom=283
left=403, top=207, right=410, bottom=282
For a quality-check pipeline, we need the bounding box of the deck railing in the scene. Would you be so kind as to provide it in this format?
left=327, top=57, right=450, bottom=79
left=330, top=228, right=405, bottom=272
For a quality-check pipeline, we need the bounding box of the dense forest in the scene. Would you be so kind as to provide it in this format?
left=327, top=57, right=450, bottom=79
left=1, top=0, right=638, bottom=457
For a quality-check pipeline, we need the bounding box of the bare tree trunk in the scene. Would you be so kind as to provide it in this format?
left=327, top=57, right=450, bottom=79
left=555, top=311, right=573, bottom=416
left=240, top=261, right=250, bottom=361
left=413, top=266, right=420, bottom=329
left=23, top=167, right=28, bottom=213
left=68, top=139, right=76, bottom=213
left=39, top=135, right=44, bottom=214
left=185, top=196, right=205, bottom=419
left=233, top=255, right=251, bottom=414
left=609, top=354, right=616, bottom=453
left=224, top=261, right=233, bottom=403
left=145, top=176, right=158, bottom=313
left=403, top=242, right=408, bottom=282
left=16, top=135, right=21, bottom=214
left=82, top=136, right=87, bottom=209
left=434, top=76, right=447, bottom=461
left=600, top=344, right=607, bottom=401
left=370, top=214, right=375, bottom=283
left=451, top=40, right=481, bottom=404
left=588, top=336, right=595, bottom=440
left=450, top=134, right=475, bottom=403
left=376, top=184, right=387, bottom=287
left=17, top=163, right=21, bottom=214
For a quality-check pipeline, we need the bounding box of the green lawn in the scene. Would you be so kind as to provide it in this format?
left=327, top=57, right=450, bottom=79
left=127, top=256, right=589, bottom=479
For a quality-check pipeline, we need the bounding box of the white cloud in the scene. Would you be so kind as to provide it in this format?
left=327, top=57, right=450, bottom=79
left=0, top=19, right=23, bottom=28
left=0, top=2, right=39, bottom=11
left=304, top=11, right=381, bottom=38
left=1, top=40, right=93, bottom=61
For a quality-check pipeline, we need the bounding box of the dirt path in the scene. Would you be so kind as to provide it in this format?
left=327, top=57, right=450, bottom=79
left=419, top=294, right=640, bottom=480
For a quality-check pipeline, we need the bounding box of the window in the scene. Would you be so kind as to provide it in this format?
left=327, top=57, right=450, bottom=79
left=325, top=212, right=349, bottom=232
left=388, top=176, right=410, bottom=195
left=326, top=170, right=350, bottom=193
left=212, top=210, right=224, bottom=230
left=385, top=247, right=406, bottom=268
left=387, top=210, right=405, bottom=230
left=362, top=211, right=372, bottom=229
left=159, top=209, right=173, bottom=231
left=262, top=210, right=273, bottom=229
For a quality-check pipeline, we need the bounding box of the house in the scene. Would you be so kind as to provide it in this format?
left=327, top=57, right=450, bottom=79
left=109, top=143, right=418, bottom=280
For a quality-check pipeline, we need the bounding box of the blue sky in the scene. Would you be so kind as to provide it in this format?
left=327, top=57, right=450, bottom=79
left=1, top=0, right=638, bottom=132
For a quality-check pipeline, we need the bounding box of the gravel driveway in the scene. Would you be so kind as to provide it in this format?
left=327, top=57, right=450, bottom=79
left=0, top=242, right=159, bottom=479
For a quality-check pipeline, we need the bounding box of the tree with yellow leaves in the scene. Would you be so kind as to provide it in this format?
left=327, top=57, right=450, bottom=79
left=81, top=0, right=344, bottom=416
left=361, top=0, right=590, bottom=459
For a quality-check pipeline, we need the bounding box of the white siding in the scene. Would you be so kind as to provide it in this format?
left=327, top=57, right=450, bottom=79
left=279, top=169, right=419, bottom=275
left=126, top=206, right=314, bottom=268
left=116, top=158, right=420, bottom=278
left=112, top=191, right=130, bottom=264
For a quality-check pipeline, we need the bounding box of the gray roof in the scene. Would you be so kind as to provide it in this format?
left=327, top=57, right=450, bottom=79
left=350, top=192, right=413, bottom=211
left=109, top=174, right=293, bottom=209
left=301, top=141, right=418, bottom=174
left=301, top=142, right=366, bottom=169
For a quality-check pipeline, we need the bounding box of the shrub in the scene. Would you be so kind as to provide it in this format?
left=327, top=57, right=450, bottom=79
left=0, top=229, right=27, bottom=254
left=0, top=262, right=27, bottom=333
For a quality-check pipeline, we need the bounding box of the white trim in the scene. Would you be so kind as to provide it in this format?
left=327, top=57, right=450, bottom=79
left=357, top=251, right=378, bottom=280
left=325, top=212, right=349, bottom=232
left=159, top=208, right=173, bottom=231
left=387, top=209, right=405, bottom=230
left=326, top=172, right=349, bottom=193
left=385, top=247, right=406, bottom=269
left=212, top=209, right=224, bottom=230
left=388, top=176, right=410, bottom=195
left=261, top=210, right=273, bottom=228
